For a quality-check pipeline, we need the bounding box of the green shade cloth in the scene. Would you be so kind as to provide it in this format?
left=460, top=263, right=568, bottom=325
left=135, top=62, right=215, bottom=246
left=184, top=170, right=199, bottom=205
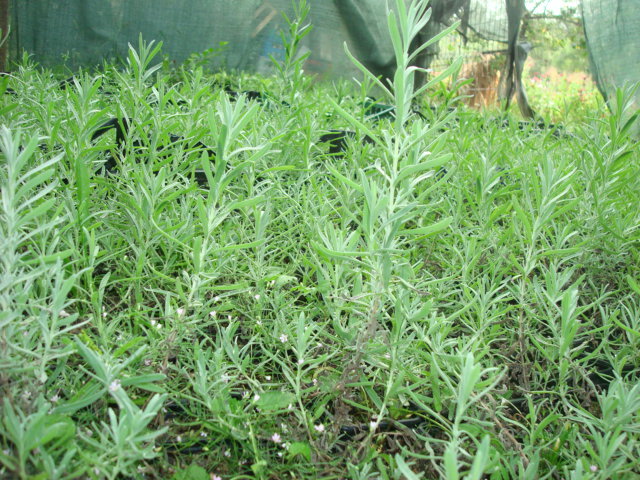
left=582, top=0, right=640, bottom=135
left=11, top=0, right=398, bottom=80
left=10, top=1, right=516, bottom=79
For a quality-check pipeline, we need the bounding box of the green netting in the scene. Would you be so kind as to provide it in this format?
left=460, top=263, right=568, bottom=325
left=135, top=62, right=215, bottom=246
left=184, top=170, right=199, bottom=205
left=468, top=0, right=509, bottom=42
left=9, top=0, right=541, bottom=117
left=11, top=0, right=400, bottom=80
left=582, top=0, right=640, bottom=135
left=10, top=1, right=520, bottom=78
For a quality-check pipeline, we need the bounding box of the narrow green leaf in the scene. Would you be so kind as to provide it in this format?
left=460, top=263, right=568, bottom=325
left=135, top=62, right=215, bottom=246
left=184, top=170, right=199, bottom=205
left=122, top=374, right=166, bottom=388
left=21, top=248, right=74, bottom=266
left=255, top=391, right=296, bottom=411
left=326, top=97, right=381, bottom=148
left=37, top=416, right=75, bottom=450
left=311, top=240, right=365, bottom=260
left=341, top=43, right=393, bottom=101
left=464, top=435, right=490, bottom=480
left=16, top=198, right=56, bottom=228
left=395, top=454, right=423, bottom=480
left=229, top=195, right=266, bottom=210
left=401, top=217, right=452, bottom=238
left=113, top=337, right=148, bottom=358
left=612, top=315, right=640, bottom=339
left=192, top=235, right=202, bottom=272
left=627, top=275, right=640, bottom=296
left=326, top=165, right=364, bottom=193
left=53, top=381, right=105, bottom=415
left=397, top=154, right=450, bottom=183
left=212, top=239, right=265, bottom=253
left=443, top=442, right=460, bottom=480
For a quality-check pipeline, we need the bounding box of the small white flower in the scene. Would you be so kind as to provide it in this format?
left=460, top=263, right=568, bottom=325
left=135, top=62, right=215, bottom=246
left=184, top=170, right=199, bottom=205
left=109, top=379, right=121, bottom=392
left=298, top=358, right=304, bottom=365
left=144, top=359, right=152, bottom=366
left=279, top=334, right=288, bottom=343
left=277, top=452, right=283, bottom=457
left=176, top=308, right=185, bottom=316
left=102, top=312, right=107, bottom=318
left=256, top=319, right=263, bottom=326
left=86, top=429, right=93, bottom=436
left=254, top=294, right=260, bottom=300
left=314, top=424, right=325, bottom=433
left=224, top=449, right=231, bottom=457
left=590, top=466, right=598, bottom=473
left=214, top=296, right=220, bottom=302
left=227, top=315, right=232, bottom=321
left=50, top=394, right=60, bottom=403
left=209, top=311, right=217, bottom=317
left=176, top=435, right=182, bottom=442
left=254, top=394, right=260, bottom=402
left=271, top=433, right=282, bottom=443
left=312, top=378, right=318, bottom=386
left=156, top=323, right=162, bottom=329
left=369, top=420, right=378, bottom=431
left=287, top=403, right=293, bottom=410
left=265, top=375, right=271, bottom=381
left=59, top=309, right=70, bottom=318
left=200, top=432, right=208, bottom=437
left=221, top=374, right=230, bottom=383
left=150, top=319, right=157, bottom=326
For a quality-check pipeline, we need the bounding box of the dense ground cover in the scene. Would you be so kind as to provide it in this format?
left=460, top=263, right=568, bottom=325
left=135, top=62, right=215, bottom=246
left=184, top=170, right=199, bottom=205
left=1, top=4, right=639, bottom=479
left=525, top=67, right=602, bottom=125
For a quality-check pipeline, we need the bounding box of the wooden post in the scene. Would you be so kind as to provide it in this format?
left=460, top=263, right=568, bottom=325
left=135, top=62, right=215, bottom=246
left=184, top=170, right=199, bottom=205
left=0, top=0, right=8, bottom=72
